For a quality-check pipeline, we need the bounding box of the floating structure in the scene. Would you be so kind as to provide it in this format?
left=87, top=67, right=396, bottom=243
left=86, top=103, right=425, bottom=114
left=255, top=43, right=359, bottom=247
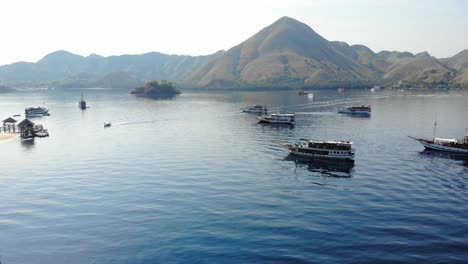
left=2, top=117, right=17, bottom=133
left=283, top=139, right=355, bottom=161
left=78, top=92, right=87, bottom=110
left=242, top=105, right=268, bottom=114
left=338, top=105, right=371, bottom=115
left=25, top=107, right=50, bottom=118
left=17, top=119, right=49, bottom=138
left=258, top=113, right=295, bottom=125
left=17, top=119, right=35, bottom=138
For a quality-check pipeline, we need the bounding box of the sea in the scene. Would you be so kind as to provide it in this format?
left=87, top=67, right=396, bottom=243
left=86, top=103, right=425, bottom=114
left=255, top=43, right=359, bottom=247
left=0, top=88, right=467, bottom=263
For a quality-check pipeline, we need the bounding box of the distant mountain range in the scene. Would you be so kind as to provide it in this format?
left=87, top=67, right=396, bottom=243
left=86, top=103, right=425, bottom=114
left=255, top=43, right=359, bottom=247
left=1, top=16, right=467, bottom=89
left=0, top=50, right=222, bottom=89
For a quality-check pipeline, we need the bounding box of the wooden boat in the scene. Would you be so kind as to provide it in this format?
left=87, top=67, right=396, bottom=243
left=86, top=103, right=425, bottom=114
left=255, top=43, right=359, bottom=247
left=410, top=136, right=468, bottom=154
left=410, top=121, right=468, bottom=154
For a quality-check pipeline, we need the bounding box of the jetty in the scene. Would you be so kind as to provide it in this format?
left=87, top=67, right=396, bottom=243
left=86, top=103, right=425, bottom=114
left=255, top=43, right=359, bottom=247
left=1, top=117, right=49, bottom=140
left=0, top=117, right=19, bottom=141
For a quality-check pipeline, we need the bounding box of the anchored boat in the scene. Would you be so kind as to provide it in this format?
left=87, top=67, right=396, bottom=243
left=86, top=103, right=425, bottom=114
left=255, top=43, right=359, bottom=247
left=410, top=121, right=468, bottom=154
left=25, top=107, right=50, bottom=118
left=283, top=139, right=355, bottom=161
left=258, top=113, right=295, bottom=125
left=242, top=104, right=268, bottom=114
left=78, top=92, right=87, bottom=110
left=410, top=136, right=468, bottom=154
left=338, top=105, right=371, bottom=115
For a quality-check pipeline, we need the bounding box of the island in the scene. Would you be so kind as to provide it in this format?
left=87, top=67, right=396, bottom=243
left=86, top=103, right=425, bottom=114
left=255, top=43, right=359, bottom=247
left=130, top=80, right=181, bottom=99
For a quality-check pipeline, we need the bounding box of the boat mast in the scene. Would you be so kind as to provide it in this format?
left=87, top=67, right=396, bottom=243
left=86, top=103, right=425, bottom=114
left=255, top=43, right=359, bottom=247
left=433, top=120, right=437, bottom=140
left=465, top=121, right=467, bottom=137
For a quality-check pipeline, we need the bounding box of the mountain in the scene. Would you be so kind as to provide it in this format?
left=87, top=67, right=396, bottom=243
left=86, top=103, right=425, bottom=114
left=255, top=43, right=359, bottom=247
left=1, top=16, right=467, bottom=89
left=0, top=50, right=223, bottom=88
left=185, top=16, right=468, bottom=89
left=186, top=16, right=376, bottom=88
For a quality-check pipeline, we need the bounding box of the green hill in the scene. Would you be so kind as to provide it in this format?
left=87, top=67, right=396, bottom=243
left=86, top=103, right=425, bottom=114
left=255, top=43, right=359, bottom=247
left=131, top=80, right=181, bottom=99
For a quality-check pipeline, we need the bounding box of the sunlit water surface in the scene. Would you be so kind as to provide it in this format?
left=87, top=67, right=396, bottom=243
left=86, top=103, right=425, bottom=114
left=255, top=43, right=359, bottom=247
left=1, top=89, right=467, bottom=263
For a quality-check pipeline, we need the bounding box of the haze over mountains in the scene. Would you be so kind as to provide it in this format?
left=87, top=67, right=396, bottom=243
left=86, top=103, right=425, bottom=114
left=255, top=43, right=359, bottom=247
left=1, top=16, right=467, bottom=89
left=0, top=51, right=221, bottom=88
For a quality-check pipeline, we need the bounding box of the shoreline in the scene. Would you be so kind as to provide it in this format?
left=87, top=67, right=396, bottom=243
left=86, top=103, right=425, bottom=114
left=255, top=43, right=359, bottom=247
left=0, top=133, right=19, bottom=142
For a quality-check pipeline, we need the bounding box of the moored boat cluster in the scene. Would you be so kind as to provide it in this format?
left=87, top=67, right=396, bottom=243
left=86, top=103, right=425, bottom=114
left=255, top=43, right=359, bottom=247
left=241, top=102, right=366, bottom=162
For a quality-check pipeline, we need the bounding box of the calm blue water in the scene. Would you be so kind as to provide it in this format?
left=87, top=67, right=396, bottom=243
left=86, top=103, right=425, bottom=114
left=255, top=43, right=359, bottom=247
left=0, top=88, right=467, bottom=263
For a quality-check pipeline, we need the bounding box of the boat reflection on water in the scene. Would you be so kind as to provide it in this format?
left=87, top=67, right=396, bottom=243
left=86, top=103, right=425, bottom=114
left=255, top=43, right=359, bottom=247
left=286, top=154, right=355, bottom=178
left=20, top=137, right=35, bottom=150
left=419, top=149, right=468, bottom=166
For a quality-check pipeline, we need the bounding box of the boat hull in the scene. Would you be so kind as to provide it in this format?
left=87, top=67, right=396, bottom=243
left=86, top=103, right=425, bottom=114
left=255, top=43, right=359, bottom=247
left=258, top=119, right=294, bottom=125
left=418, top=140, right=468, bottom=154
left=26, top=113, right=49, bottom=118
left=242, top=109, right=266, bottom=114
left=286, top=145, right=354, bottom=161
left=338, top=110, right=371, bottom=115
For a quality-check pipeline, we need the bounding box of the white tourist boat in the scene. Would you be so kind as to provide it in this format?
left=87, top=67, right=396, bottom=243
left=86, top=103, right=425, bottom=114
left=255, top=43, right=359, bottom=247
left=242, top=104, right=268, bottom=114
left=258, top=113, right=295, bottom=125
left=35, top=129, right=49, bottom=137
left=410, top=136, right=468, bottom=154
left=338, top=105, right=371, bottom=115
left=25, top=107, right=50, bottom=117
left=283, top=139, right=355, bottom=161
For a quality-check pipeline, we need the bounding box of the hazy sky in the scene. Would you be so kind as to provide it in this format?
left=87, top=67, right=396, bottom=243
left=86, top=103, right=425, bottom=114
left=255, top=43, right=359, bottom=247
left=1, top=0, right=467, bottom=66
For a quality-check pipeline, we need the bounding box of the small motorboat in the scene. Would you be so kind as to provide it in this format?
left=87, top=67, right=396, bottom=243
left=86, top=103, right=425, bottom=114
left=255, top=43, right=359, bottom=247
left=104, top=122, right=112, bottom=128
left=13, top=114, right=21, bottom=117
left=35, top=129, right=49, bottom=137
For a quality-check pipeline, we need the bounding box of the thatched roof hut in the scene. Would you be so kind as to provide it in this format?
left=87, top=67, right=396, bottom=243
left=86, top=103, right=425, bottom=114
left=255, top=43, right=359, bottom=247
left=2, top=117, right=17, bottom=124
left=18, top=119, right=35, bottom=138
left=18, top=119, right=35, bottom=130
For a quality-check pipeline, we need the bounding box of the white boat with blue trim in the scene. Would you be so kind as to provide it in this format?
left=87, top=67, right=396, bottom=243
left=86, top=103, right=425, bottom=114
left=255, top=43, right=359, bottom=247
left=258, top=113, right=295, bottom=125
left=410, top=136, right=468, bottom=154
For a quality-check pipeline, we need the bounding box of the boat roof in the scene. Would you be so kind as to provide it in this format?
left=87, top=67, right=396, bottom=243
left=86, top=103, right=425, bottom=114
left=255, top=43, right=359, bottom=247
left=434, top=138, right=457, bottom=143
left=306, top=139, right=353, bottom=145
left=270, top=113, right=294, bottom=116
left=349, top=105, right=371, bottom=108
left=26, top=106, right=47, bottom=110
